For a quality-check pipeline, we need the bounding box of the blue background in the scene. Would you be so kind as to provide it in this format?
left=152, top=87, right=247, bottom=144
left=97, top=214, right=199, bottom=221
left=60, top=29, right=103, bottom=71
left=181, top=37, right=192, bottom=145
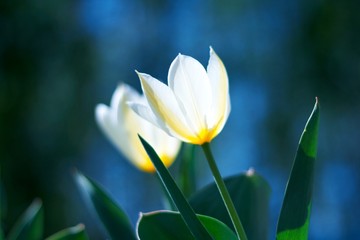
left=1, top=0, right=359, bottom=239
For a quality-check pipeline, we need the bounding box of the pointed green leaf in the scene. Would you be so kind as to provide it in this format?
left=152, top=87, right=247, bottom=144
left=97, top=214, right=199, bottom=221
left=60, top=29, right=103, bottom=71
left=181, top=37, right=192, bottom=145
left=276, top=99, right=320, bottom=239
left=45, top=224, right=88, bottom=240
left=189, top=170, right=271, bottom=240
left=139, top=136, right=213, bottom=240
left=75, top=171, right=136, bottom=240
left=137, top=210, right=237, bottom=240
left=7, top=199, right=43, bottom=240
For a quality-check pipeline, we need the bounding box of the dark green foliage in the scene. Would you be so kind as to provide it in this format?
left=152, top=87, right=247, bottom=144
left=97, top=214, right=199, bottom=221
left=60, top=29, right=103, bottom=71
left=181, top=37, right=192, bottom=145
left=45, top=224, right=89, bottom=240
left=189, top=170, right=271, bottom=240
left=137, top=211, right=237, bottom=240
left=6, top=199, right=43, bottom=240
left=276, top=99, right=320, bottom=239
left=75, top=172, right=136, bottom=240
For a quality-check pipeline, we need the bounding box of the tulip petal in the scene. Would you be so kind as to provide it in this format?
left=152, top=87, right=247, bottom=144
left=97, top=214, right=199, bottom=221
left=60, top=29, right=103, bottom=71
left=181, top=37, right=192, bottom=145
left=96, top=83, right=181, bottom=172
left=129, top=101, right=182, bottom=161
left=95, top=104, right=118, bottom=144
left=137, top=72, right=197, bottom=143
left=95, top=104, right=132, bottom=161
left=115, top=87, right=158, bottom=171
left=168, top=54, right=212, bottom=132
left=110, top=84, right=127, bottom=111
left=122, top=111, right=154, bottom=171
left=130, top=100, right=194, bottom=152
left=121, top=84, right=144, bottom=104
left=139, top=116, right=181, bottom=167
left=96, top=93, right=153, bottom=171
left=206, top=47, right=231, bottom=136
left=128, top=102, right=172, bottom=136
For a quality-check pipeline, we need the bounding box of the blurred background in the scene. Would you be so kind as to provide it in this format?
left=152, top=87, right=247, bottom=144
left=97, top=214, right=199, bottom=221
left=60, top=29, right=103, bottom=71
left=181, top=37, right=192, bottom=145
left=1, top=0, right=359, bottom=239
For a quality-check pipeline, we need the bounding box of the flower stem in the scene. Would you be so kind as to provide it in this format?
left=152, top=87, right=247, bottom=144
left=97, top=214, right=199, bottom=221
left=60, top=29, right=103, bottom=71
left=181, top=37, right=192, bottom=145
left=178, top=143, right=197, bottom=197
left=201, top=142, right=248, bottom=240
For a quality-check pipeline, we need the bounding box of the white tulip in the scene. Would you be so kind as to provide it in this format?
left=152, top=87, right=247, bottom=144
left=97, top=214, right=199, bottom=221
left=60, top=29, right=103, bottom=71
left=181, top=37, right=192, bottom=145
left=95, top=84, right=181, bottom=172
left=129, top=47, right=231, bottom=145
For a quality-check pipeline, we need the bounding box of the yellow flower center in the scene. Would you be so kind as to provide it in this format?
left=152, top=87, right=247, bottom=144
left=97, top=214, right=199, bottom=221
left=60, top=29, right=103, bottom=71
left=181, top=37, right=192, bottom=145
left=139, top=154, right=173, bottom=173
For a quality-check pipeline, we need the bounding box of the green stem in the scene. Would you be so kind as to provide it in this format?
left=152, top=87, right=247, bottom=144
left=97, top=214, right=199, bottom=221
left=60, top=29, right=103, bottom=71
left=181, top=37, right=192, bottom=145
left=201, top=142, right=248, bottom=240
left=178, top=143, right=196, bottom=197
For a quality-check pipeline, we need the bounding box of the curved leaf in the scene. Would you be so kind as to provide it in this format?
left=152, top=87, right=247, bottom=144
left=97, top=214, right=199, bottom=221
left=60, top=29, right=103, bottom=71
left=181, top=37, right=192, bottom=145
left=75, top=171, right=136, bottom=240
left=189, top=170, right=271, bottom=240
left=276, top=99, right=320, bottom=239
left=45, top=224, right=88, bottom=240
left=7, top=199, right=43, bottom=240
left=137, top=210, right=237, bottom=240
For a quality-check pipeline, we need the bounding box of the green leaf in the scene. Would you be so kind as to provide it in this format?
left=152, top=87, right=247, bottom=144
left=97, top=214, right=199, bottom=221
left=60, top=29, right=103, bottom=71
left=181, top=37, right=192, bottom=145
left=75, top=171, right=136, bottom=240
left=139, top=136, right=213, bottom=240
left=276, top=99, right=320, bottom=240
left=7, top=199, right=43, bottom=240
left=189, top=170, right=271, bottom=240
left=45, top=224, right=88, bottom=240
left=137, top=210, right=237, bottom=240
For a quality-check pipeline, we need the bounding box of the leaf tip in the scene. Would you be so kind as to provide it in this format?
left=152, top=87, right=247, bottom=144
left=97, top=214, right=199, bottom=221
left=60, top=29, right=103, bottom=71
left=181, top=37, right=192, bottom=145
left=74, top=171, right=95, bottom=196
left=314, top=96, right=320, bottom=110
left=246, top=167, right=255, bottom=177
left=33, top=198, right=42, bottom=207
left=138, top=134, right=145, bottom=144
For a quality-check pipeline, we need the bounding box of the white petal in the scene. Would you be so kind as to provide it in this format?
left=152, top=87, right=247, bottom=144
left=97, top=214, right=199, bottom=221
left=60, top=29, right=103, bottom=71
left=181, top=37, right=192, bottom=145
left=129, top=103, right=181, bottom=170
left=96, top=89, right=149, bottom=171
left=128, top=102, right=166, bottom=132
left=110, top=84, right=139, bottom=121
left=168, top=54, right=212, bottom=132
left=137, top=115, right=181, bottom=167
left=210, top=93, right=231, bottom=138
left=122, top=112, right=154, bottom=171
left=109, top=84, right=126, bottom=113
left=137, top=71, right=197, bottom=143
left=95, top=104, right=132, bottom=161
left=96, top=84, right=181, bottom=172
left=155, top=132, right=182, bottom=167
left=206, top=47, right=231, bottom=132
left=121, top=83, right=143, bottom=103
left=95, top=104, right=117, bottom=142
left=128, top=94, right=186, bottom=138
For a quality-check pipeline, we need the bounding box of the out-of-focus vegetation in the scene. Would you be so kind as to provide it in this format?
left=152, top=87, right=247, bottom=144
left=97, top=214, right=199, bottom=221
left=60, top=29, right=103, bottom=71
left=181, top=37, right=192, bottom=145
left=1, top=0, right=359, bottom=239
left=0, top=0, right=97, bottom=236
